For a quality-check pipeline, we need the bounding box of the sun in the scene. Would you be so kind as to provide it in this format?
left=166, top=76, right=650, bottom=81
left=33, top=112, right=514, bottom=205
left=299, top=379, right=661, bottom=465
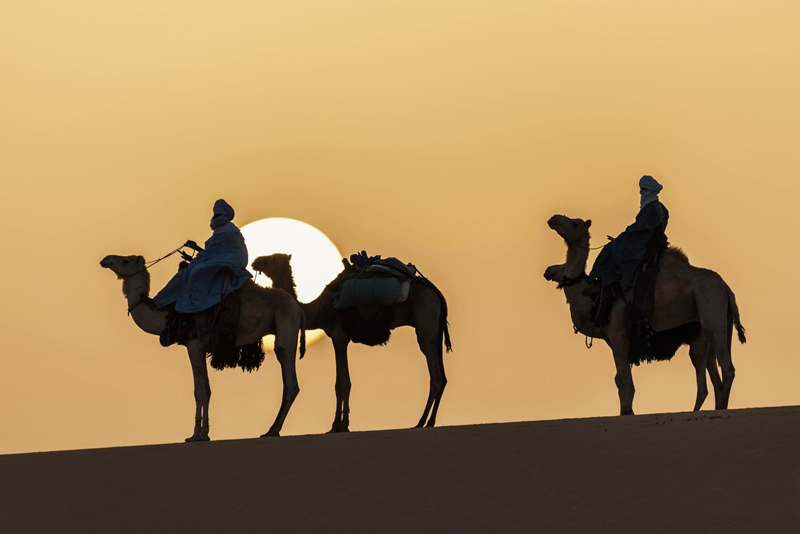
left=240, top=218, right=342, bottom=348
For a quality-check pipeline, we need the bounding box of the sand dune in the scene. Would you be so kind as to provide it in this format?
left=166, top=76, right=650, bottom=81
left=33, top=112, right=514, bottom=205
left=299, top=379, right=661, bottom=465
left=1, top=406, right=798, bottom=533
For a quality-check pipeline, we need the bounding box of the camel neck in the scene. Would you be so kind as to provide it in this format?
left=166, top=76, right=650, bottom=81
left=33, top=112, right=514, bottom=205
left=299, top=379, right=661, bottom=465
left=262, top=262, right=322, bottom=329
left=565, top=237, right=590, bottom=280
left=122, top=269, right=166, bottom=336
left=122, top=269, right=151, bottom=305
left=267, top=268, right=298, bottom=300
left=563, top=243, right=596, bottom=337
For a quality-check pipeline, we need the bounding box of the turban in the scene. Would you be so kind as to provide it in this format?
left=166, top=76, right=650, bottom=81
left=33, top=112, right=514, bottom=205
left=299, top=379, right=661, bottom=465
left=639, top=175, right=663, bottom=193
left=211, top=199, right=235, bottom=230
left=639, top=176, right=662, bottom=209
left=213, top=199, right=235, bottom=220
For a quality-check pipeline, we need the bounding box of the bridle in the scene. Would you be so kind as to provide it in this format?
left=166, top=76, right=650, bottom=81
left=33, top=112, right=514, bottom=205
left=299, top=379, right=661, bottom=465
left=124, top=245, right=194, bottom=315
left=557, top=273, right=587, bottom=290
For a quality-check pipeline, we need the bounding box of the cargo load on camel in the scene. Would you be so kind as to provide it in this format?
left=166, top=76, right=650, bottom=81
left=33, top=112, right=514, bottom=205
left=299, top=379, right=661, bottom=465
left=331, top=251, right=415, bottom=310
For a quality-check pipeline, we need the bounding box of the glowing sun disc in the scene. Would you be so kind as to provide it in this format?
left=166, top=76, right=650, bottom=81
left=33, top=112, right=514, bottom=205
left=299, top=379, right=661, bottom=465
left=240, top=218, right=342, bottom=348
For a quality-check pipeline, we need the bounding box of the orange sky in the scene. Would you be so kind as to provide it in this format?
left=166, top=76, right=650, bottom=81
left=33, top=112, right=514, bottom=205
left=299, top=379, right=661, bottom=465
left=1, top=1, right=797, bottom=454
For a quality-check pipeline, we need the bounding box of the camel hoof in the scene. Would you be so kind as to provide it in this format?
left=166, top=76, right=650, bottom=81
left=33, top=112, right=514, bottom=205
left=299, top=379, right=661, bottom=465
left=261, top=430, right=280, bottom=438
left=328, top=420, right=350, bottom=433
left=185, top=435, right=210, bottom=442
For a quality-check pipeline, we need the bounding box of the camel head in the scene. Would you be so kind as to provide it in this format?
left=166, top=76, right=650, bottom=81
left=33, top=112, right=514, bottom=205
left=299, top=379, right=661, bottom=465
left=543, top=263, right=566, bottom=283
left=251, top=253, right=298, bottom=299
left=547, top=215, right=591, bottom=246
left=251, top=253, right=292, bottom=278
left=100, top=254, right=146, bottom=278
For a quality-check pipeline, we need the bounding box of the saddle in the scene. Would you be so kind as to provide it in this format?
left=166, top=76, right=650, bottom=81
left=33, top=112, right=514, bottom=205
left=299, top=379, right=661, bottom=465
left=333, top=251, right=416, bottom=346
left=159, top=286, right=264, bottom=372
left=626, top=253, right=660, bottom=363
left=589, top=245, right=665, bottom=363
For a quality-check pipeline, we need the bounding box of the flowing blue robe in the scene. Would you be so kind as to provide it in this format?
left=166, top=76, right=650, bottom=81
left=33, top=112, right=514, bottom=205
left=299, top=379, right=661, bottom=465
left=154, top=230, right=252, bottom=313
left=589, top=201, right=669, bottom=289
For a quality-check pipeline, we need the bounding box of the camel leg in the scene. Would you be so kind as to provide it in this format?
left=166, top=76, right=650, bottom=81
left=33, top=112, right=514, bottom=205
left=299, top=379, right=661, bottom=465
left=261, top=342, right=300, bottom=438
left=417, top=334, right=447, bottom=427
left=695, top=330, right=724, bottom=409
left=185, top=342, right=211, bottom=442
left=707, top=352, right=724, bottom=410
left=415, top=330, right=447, bottom=428
left=688, top=340, right=708, bottom=412
left=330, top=334, right=352, bottom=433
left=706, top=356, right=724, bottom=410
left=607, top=330, right=635, bottom=415
left=613, top=359, right=635, bottom=415
left=712, top=331, right=735, bottom=409
left=698, top=296, right=735, bottom=409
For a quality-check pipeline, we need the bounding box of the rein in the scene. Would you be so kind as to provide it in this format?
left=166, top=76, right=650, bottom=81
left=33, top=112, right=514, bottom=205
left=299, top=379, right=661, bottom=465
left=557, top=273, right=586, bottom=290
left=574, top=243, right=608, bottom=251
left=126, top=247, right=186, bottom=278
left=126, top=245, right=190, bottom=315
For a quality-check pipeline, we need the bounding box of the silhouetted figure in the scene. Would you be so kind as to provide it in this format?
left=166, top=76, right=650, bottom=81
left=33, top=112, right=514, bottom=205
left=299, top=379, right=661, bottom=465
left=154, top=199, right=252, bottom=349
left=588, top=175, right=669, bottom=292
left=546, top=214, right=745, bottom=415
left=543, top=262, right=721, bottom=412
left=100, top=252, right=306, bottom=441
left=252, top=252, right=452, bottom=433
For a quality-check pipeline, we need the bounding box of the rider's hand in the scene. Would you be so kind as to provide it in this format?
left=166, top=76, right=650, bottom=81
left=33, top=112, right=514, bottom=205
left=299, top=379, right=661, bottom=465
left=184, top=240, right=202, bottom=252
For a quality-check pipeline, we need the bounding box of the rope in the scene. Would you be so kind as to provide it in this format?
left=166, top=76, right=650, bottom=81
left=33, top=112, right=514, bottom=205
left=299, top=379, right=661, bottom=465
left=130, top=247, right=185, bottom=276
left=125, top=244, right=190, bottom=315
left=573, top=242, right=608, bottom=251
left=572, top=314, right=595, bottom=349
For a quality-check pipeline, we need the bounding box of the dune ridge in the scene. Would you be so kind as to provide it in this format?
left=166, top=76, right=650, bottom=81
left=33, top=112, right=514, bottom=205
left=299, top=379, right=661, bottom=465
left=1, top=406, right=798, bottom=533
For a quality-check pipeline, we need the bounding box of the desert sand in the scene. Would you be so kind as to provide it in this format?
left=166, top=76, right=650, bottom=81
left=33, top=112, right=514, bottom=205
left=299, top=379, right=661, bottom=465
left=1, top=406, right=798, bottom=533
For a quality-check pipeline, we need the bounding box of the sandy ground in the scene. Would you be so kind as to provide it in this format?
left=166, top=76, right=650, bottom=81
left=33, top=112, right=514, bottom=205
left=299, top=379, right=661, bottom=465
left=1, top=406, right=798, bottom=534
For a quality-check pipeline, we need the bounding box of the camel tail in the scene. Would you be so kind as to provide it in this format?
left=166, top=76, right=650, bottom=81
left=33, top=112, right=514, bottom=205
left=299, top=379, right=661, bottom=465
left=726, top=284, right=746, bottom=345
left=441, top=296, right=453, bottom=354
left=417, top=275, right=452, bottom=354
left=299, top=311, right=307, bottom=359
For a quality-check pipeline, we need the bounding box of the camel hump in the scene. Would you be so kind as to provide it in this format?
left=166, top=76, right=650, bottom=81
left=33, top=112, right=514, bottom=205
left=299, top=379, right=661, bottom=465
left=662, top=246, right=690, bottom=264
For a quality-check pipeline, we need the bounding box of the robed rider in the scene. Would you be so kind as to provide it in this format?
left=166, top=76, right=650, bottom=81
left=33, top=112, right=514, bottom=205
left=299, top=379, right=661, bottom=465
left=153, top=199, right=252, bottom=347
left=588, top=175, right=669, bottom=292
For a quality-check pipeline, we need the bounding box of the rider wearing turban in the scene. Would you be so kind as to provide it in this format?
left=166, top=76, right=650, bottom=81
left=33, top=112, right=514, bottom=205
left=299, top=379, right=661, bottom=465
left=588, top=175, right=670, bottom=291
left=154, top=199, right=252, bottom=316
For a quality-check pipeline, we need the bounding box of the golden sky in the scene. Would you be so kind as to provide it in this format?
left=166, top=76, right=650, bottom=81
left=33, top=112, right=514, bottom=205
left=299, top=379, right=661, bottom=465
left=1, top=1, right=797, bottom=454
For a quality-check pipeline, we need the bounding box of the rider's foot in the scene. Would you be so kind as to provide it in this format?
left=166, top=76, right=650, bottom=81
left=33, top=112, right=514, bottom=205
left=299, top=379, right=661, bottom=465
left=582, top=283, right=601, bottom=297
left=159, top=328, right=175, bottom=347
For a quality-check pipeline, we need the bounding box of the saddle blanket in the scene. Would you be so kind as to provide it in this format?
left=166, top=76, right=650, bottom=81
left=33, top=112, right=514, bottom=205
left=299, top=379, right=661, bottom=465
left=332, top=277, right=410, bottom=310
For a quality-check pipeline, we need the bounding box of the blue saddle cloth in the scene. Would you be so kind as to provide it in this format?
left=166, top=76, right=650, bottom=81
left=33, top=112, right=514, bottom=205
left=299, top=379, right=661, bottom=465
left=153, top=231, right=252, bottom=314
left=332, top=277, right=403, bottom=310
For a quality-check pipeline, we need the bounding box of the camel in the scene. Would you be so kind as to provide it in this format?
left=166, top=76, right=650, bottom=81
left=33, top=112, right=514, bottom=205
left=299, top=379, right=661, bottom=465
left=100, top=254, right=305, bottom=441
left=546, top=215, right=746, bottom=415
left=543, top=263, right=722, bottom=411
left=251, top=253, right=452, bottom=432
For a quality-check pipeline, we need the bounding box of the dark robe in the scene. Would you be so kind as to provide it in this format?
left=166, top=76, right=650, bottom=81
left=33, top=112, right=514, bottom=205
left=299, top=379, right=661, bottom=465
left=589, top=201, right=669, bottom=289
left=153, top=227, right=252, bottom=313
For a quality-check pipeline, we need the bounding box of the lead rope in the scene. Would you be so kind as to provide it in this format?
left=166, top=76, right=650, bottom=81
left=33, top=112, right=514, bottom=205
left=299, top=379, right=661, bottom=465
left=573, top=319, right=595, bottom=349
left=126, top=245, right=190, bottom=315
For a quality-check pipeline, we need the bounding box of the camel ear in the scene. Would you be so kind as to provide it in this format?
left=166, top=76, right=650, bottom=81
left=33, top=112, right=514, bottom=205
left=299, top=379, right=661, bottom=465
left=585, top=219, right=592, bottom=229
left=287, top=254, right=292, bottom=260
